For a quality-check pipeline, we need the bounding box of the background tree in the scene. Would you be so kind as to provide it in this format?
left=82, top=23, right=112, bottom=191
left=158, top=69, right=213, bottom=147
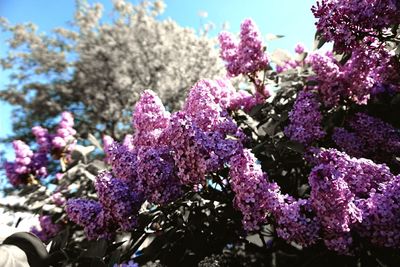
left=0, top=0, right=224, bottom=142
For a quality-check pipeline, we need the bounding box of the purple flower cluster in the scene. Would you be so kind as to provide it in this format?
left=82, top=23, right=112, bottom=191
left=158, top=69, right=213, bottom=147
left=106, top=140, right=181, bottom=204
left=135, top=147, right=181, bottom=205
left=309, top=163, right=362, bottom=254
left=356, top=175, right=400, bottom=248
left=31, top=126, right=51, bottom=177
left=95, top=171, right=142, bottom=231
left=218, top=32, right=240, bottom=76
left=333, top=113, right=400, bottom=164
left=65, top=171, right=143, bottom=239
left=229, top=148, right=320, bottom=245
left=342, top=44, right=396, bottom=105
left=4, top=140, right=34, bottom=186
left=143, top=79, right=244, bottom=183
left=5, top=112, right=77, bottom=186
left=218, top=19, right=272, bottom=109
left=228, top=149, right=271, bottom=231
left=132, top=90, right=170, bottom=147
left=52, top=111, right=77, bottom=156
left=106, top=141, right=138, bottom=182
left=294, top=43, right=305, bottom=54
left=349, top=113, right=400, bottom=156
left=69, top=78, right=252, bottom=238
left=332, top=128, right=367, bottom=158
left=272, top=197, right=321, bottom=247
left=313, top=149, right=393, bottom=198
left=312, top=0, right=400, bottom=52
left=159, top=112, right=215, bottom=185
left=30, top=215, right=62, bottom=243
left=308, top=41, right=398, bottom=106
left=218, top=18, right=268, bottom=76
left=238, top=19, right=269, bottom=75
left=307, top=52, right=342, bottom=106
left=284, top=90, right=326, bottom=145
left=184, top=79, right=228, bottom=132
left=32, top=126, right=52, bottom=153
left=226, top=147, right=399, bottom=252
left=105, top=140, right=181, bottom=207
left=66, top=199, right=111, bottom=240
left=309, top=148, right=399, bottom=253
left=204, top=78, right=236, bottom=110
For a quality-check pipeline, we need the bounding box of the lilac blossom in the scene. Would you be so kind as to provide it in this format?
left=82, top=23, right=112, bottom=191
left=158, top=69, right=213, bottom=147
left=209, top=78, right=237, bottom=110
left=106, top=141, right=138, bottom=183
left=218, top=31, right=241, bottom=77
left=308, top=148, right=400, bottom=252
left=159, top=112, right=210, bottom=185
left=30, top=215, right=62, bottom=243
left=228, top=149, right=271, bottom=231
left=229, top=149, right=320, bottom=246
left=284, top=90, right=325, bottom=145
left=132, top=90, right=170, bottom=147
left=237, top=19, right=269, bottom=74
left=95, top=171, right=142, bottom=231
left=349, top=113, right=400, bottom=158
left=309, top=163, right=361, bottom=254
left=184, top=79, right=246, bottom=138
left=30, top=152, right=48, bottom=177
left=65, top=199, right=111, bottom=240
left=313, top=149, right=393, bottom=198
left=356, top=175, right=400, bottom=248
left=4, top=162, right=22, bottom=186
left=32, top=126, right=52, bottom=154
left=135, top=147, right=182, bottom=204
left=333, top=113, right=400, bottom=165
left=308, top=42, right=398, bottom=106
left=272, top=197, right=321, bottom=247
left=184, top=79, right=226, bottom=132
left=218, top=19, right=268, bottom=76
left=12, top=140, right=33, bottom=174
left=4, top=140, right=34, bottom=186
left=332, top=128, right=367, bottom=158
left=307, top=52, right=343, bottom=106
left=312, top=0, right=400, bottom=52
left=294, top=43, right=305, bottom=54
left=342, top=43, right=396, bottom=105
left=31, top=127, right=51, bottom=177
left=159, top=110, right=242, bottom=185
left=51, top=111, right=77, bottom=158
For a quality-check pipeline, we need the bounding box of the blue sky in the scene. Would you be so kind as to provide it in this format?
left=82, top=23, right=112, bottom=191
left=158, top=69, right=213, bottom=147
left=0, top=0, right=318, bottom=159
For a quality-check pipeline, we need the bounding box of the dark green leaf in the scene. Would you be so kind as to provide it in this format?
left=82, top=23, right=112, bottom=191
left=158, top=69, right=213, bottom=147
left=313, top=30, right=327, bottom=50
left=81, top=239, right=108, bottom=259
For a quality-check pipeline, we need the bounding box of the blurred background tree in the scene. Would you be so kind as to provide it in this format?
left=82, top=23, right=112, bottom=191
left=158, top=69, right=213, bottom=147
left=0, top=0, right=224, bottom=142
